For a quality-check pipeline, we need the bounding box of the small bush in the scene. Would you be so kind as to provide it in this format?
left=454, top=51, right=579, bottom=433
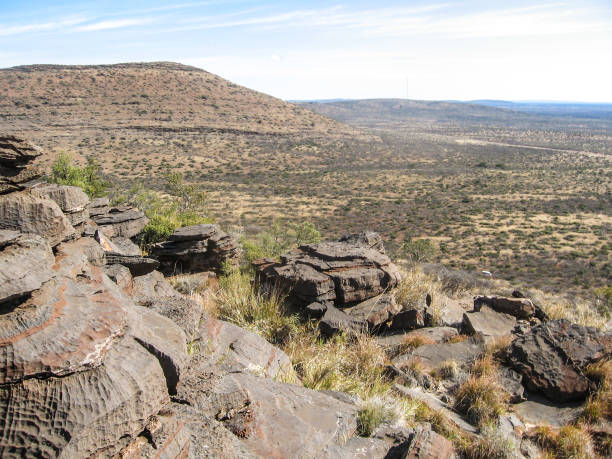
left=431, top=360, right=459, bottom=380
left=402, top=238, right=437, bottom=263
left=241, top=220, right=320, bottom=264
left=394, top=266, right=444, bottom=326
left=49, top=153, right=109, bottom=197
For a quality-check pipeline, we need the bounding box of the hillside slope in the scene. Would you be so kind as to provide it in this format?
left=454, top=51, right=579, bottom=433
left=0, top=62, right=374, bottom=180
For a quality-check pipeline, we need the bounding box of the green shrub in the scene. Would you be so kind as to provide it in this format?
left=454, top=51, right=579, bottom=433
left=402, top=238, right=437, bottom=263
left=49, top=153, right=108, bottom=197
left=241, top=220, right=321, bottom=264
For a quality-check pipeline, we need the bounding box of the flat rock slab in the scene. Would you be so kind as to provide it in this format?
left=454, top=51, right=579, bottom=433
left=178, top=371, right=357, bottom=458
left=0, top=231, right=55, bottom=303
left=393, top=338, right=485, bottom=370
left=376, top=327, right=458, bottom=348
left=462, top=307, right=516, bottom=340
left=513, top=394, right=583, bottom=427
left=0, top=191, right=75, bottom=246
left=507, top=319, right=612, bottom=402
left=439, top=297, right=469, bottom=329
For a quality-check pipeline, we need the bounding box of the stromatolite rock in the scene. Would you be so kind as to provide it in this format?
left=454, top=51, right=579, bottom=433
left=0, top=236, right=188, bottom=457
left=0, top=134, right=43, bottom=194
left=0, top=190, right=76, bottom=246
left=31, top=183, right=90, bottom=226
left=92, top=204, right=149, bottom=238
left=0, top=230, right=55, bottom=304
left=507, top=319, right=612, bottom=402
left=254, top=233, right=402, bottom=307
left=151, top=224, right=240, bottom=274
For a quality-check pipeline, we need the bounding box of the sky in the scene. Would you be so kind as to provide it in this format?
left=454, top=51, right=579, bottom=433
left=1, top=0, right=611, bottom=102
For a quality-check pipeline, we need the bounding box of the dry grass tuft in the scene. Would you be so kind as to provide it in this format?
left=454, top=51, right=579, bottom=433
left=216, top=269, right=299, bottom=346
left=471, top=354, right=498, bottom=378
left=463, top=422, right=520, bottom=459
left=356, top=396, right=409, bottom=436
left=285, top=331, right=391, bottom=398
left=528, top=424, right=595, bottom=459
left=389, top=334, right=435, bottom=358
left=582, top=360, right=612, bottom=423
left=431, top=360, right=459, bottom=380
left=394, top=266, right=444, bottom=326
left=454, top=375, right=508, bottom=426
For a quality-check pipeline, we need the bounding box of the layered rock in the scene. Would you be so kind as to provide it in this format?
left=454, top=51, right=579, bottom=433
left=0, top=231, right=55, bottom=304
left=0, top=134, right=42, bottom=194
left=474, top=295, right=535, bottom=319
left=151, top=224, right=240, bottom=274
left=255, top=234, right=402, bottom=307
left=92, top=204, right=148, bottom=238
left=31, top=183, right=90, bottom=226
left=0, top=190, right=75, bottom=246
left=0, top=236, right=188, bottom=457
left=507, top=319, right=612, bottom=402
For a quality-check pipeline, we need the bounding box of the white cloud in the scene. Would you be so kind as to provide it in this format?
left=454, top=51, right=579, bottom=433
left=0, top=17, right=88, bottom=36
left=76, top=18, right=154, bottom=32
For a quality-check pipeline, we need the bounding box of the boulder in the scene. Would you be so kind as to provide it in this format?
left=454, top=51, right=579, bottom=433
left=0, top=191, right=75, bottom=246
left=401, top=423, right=455, bottom=459
left=0, top=231, right=55, bottom=304
left=439, top=297, right=469, bottom=329
left=255, top=234, right=402, bottom=307
left=305, top=301, right=328, bottom=318
left=462, top=307, right=517, bottom=341
left=151, top=224, right=240, bottom=274
left=474, top=295, right=535, bottom=319
left=92, top=204, right=148, bottom=238
left=138, top=295, right=204, bottom=340
left=31, top=183, right=90, bottom=226
left=0, top=134, right=42, bottom=194
left=0, top=237, right=188, bottom=457
left=507, top=319, right=612, bottom=402
left=499, top=366, right=526, bottom=403
left=343, top=294, right=401, bottom=330
left=191, top=317, right=294, bottom=379
left=390, top=307, right=427, bottom=331
left=319, top=305, right=367, bottom=337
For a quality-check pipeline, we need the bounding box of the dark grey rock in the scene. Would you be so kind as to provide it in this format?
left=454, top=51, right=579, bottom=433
left=507, top=319, right=612, bottom=402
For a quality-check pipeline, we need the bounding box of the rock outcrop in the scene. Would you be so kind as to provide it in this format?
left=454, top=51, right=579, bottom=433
left=474, top=295, right=535, bottom=319
left=0, top=134, right=42, bottom=194
left=151, top=224, right=240, bottom=274
left=255, top=234, right=402, bottom=307
left=508, top=319, right=612, bottom=402
left=0, top=190, right=76, bottom=246
left=92, top=204, right=149, bottom=238
left=31, top=183, right=90, bottom=226
left=0, top=236, right=188, bottom=457
left=0, top=230, right=55, bottom=303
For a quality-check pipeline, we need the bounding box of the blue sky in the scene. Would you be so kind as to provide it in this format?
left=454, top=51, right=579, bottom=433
left=1, top=0, right=611, bottom=101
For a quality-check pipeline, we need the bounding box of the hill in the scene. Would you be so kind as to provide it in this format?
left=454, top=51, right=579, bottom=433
left=0, top=62, right=374, bottom=180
